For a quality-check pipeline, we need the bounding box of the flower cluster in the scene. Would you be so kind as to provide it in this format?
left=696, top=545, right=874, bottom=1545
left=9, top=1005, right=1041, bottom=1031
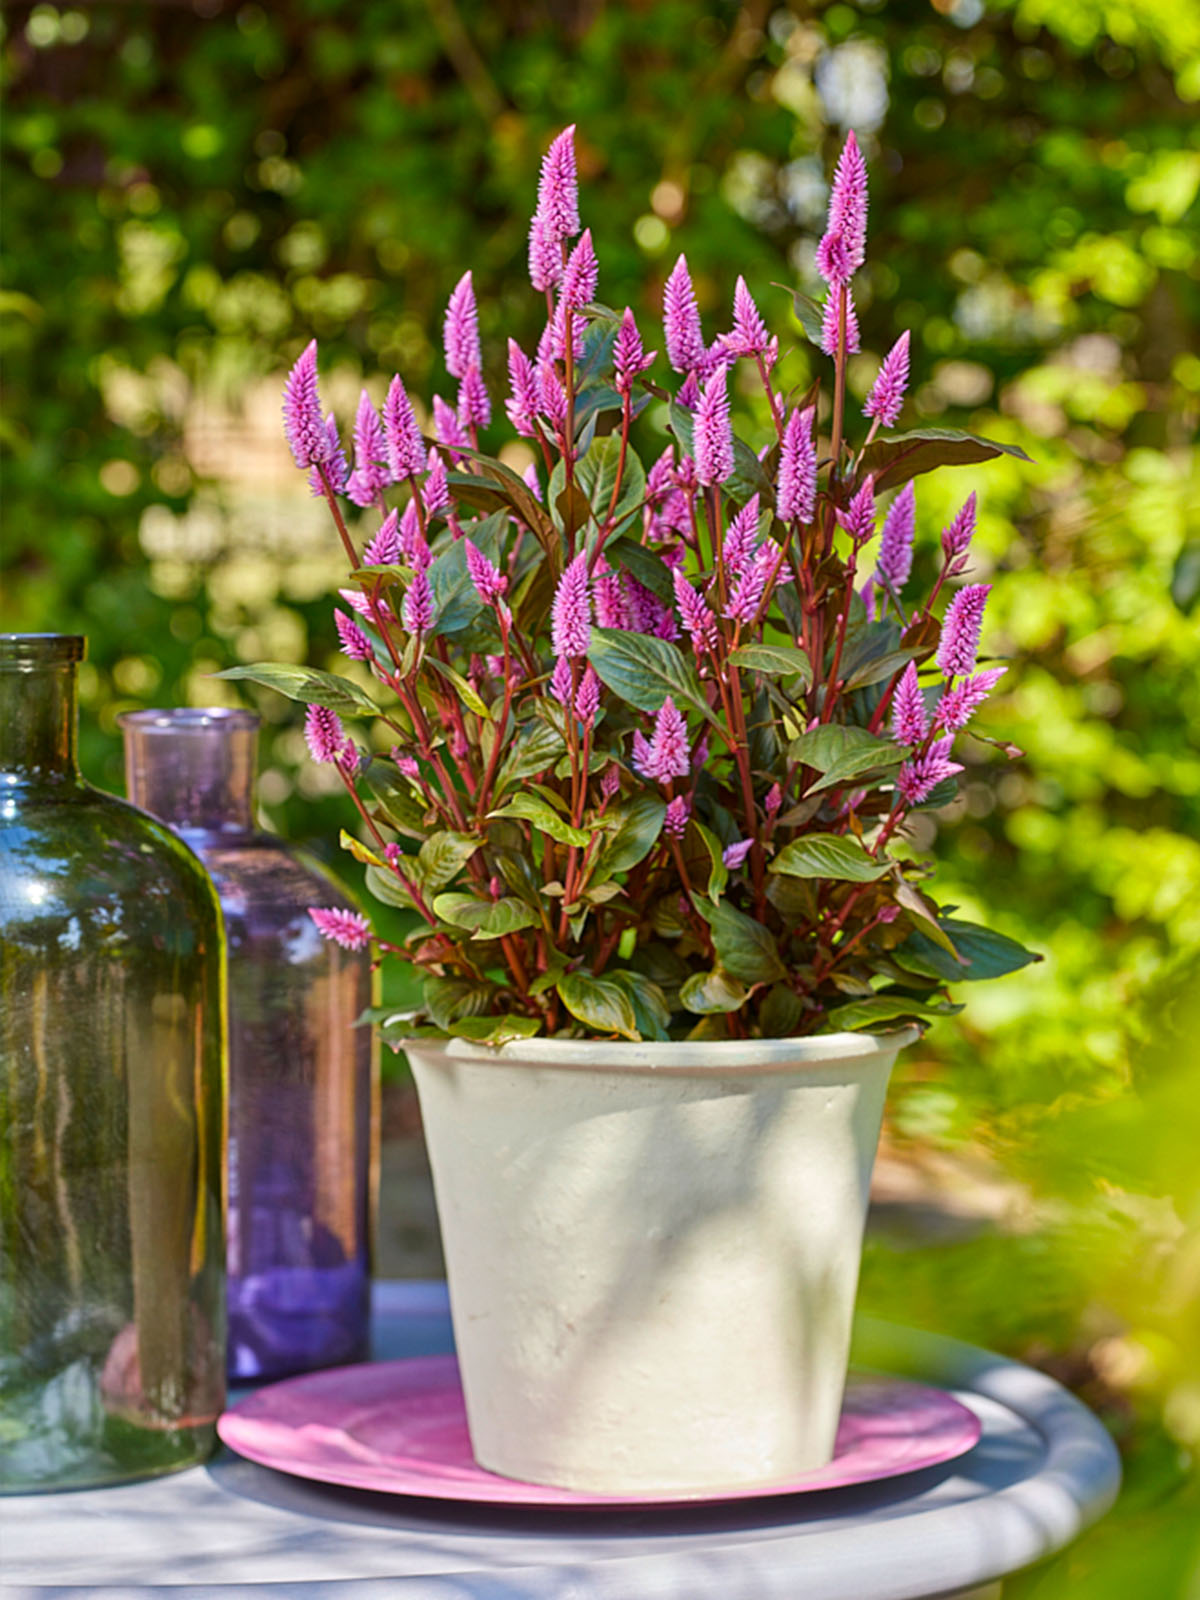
left=243, top=126, right=1038, bottom=1046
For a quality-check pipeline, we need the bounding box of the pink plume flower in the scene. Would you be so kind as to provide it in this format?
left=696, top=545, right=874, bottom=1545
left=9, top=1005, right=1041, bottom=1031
left=933, top=666, right=1007, bottom=732
left=614, top=307, right=655, bottom=392
left=896, top=736, right=963, bottom=806
left=549, top=654, right=574, bottom=706
left=594, top=560, right=629, bottom=629
left=308, top=907, right=372, bottom=952
left=282, top=339, right=332, bottom=470
left=528, top=213, right=563, bottom=293
left=383, top=374, right=427, bottom=479
left=551, top=553, right=591, bottom=657
left=538, top=362, right=568, bottom=432
left=633, top=696, right=690, bottom=784
left=675, top=370, right=702, bottom=411
left=724, top=553, right=769, bottom=626
left=646, top=447, right=676, bottom=507
left=821, top=285, right=861, bottom=357
left=402, top=568, right=435, bottom=635
left=663, top=794, right=693, bottom=837
left=340, top=586, right=395, bottom=625
left=506, top=339, right=540, bottom=436
left=719, top=276, right=777, bottom=363
left=694, top=365, right=734, bottom=487
left=673, top=567, right=719, bottom=654
left=600, top=764, right=622, bottom=802
left=863, top=330, right=911, bottom=428
left=346, top=390, right=391, bottom=508
left=723, top=838, right=754, bottom=869
left=457, top=366, right=491, bottom=431
left=816, top=129, right=868, bottom=287
left=941, top=492, right=977, bottom=572
left=334, top=609, right=373, bottom=663
left=432, top=394, right=469, bottom=460
left=422, top=451, right=451, bottom=518
left=394, top=751, right=421, bottom=780
left=838, top=477, right=876, bottom=544
left=307, top=413, right=348, bottom=498
left=875, top=482, right=915, bottom=594
left=777, top=406, right=817, bottom=523
left=723, top=495, right=761, bottom=577
left=523, top=462, right=543, bottom=501
left=673, top=455, right=698, bottom=494
left=663, top=255, right=705, bottom=374
left=891, top=661, right=929, bottom=746
left=304, top=703, right=347, bottom=764
left=692, top=734, right=709, bottom=770
left=765, top=783, right=783, bottom=817
left=558, top=227, right=597, bottom=317
left=337, top=738, right=361, bottom=778
left=535, top=125, right=580, bottom=242
left=576, top=664, right=601, bottom=724
left=465, top=540, right=507, bottom=605
left=936, top=583, right=991, bottom=679
left=443, top=271, right=481, bottom=380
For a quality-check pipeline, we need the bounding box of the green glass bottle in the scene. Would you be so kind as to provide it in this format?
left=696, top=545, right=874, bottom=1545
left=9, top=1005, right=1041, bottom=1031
left=0, top=635, right=226, bottom=1490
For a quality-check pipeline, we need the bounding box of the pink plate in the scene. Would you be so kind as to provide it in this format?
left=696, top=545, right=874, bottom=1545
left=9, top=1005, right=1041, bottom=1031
left=218, top=1356, right=981, bottom=1507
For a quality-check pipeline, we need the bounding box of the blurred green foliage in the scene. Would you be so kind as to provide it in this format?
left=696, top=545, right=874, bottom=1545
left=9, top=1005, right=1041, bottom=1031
left=2, top=0, right=1198, bottom=1589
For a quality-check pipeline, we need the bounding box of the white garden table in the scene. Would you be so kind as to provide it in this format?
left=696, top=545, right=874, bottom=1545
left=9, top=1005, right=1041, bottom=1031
left=0, top=1280, right=1120, bottom=1600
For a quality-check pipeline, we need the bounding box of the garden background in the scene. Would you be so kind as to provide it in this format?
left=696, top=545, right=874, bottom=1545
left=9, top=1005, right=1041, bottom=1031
left=3, top=0, right=1198, bottom=1590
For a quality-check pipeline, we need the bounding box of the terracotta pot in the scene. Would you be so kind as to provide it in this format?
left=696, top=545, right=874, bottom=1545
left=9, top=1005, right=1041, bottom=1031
left=405, top=1028, right=917, bottom=1495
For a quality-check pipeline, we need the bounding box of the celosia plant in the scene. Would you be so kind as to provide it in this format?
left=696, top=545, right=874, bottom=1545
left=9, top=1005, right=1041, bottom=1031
left=223, top=126, right=1040, bottom=1045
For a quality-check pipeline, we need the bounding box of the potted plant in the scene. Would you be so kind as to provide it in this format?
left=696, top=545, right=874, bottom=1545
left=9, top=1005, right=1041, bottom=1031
left=222, top=127, right=1038, bottom=1495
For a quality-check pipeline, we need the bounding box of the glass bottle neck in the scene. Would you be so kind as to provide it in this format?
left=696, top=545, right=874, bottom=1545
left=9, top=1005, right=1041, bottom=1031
left=0, top=642, right=83, bottom=791
left=121, top=711, right=261, bottom=837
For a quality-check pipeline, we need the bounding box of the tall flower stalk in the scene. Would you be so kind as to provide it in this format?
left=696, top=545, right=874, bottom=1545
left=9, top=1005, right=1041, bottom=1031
left=227, top=127, right=1038, bottom=1047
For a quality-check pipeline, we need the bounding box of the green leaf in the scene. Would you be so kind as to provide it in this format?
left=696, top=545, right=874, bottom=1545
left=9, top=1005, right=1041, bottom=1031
left=339, top=828, right=385, bottom=869
left=770, top=833, right=892, bottom=882
left=693, top=896, right=786, bottom=984
left=576, top=434, right=646, bottom=535
left=842, top=649, right=918, bottom=693
left=729, top=643, right=814, bottom=685
left=426, top=655, right=491, bottom=718
left=667, top=400, right=695, bottom=456
left=423, top=975, right=497, bottom=1031
left=608, top=970, right=671, bottom=1041
left=894, top=919, right=1042, bottom=983
left=695, top=822, right=729, bottom=901
left=803, top=734, right=905, bottom=795
left=365, top=861, right=417, bottom=909
left=556, top=972, right=640, bottom=1039
left=594, top=794, right=666, bottom=877
left=788, top=287, right=826, bottom=345
left=489, top=794, right=590, bottom=847
left=728, top=436, right=771, bottom=504
left=214, top=662, right=377, bottom=715
left=891, top=881, right=963, bottom=959
left=496, top=720, right=566, bottom=788
left=433, top=893, right=540, bottom=939
left=362, top=760, right=429, bottom=839
left=679, top=968, right=749, bottom=1014
left=821, top=994, right=962, bottom=1032
left=447, top=1013, right=543, bottom=1043
left=857, top=429, right=1034, bottom=494
left=588, top=627, right=715, bottom=722
left=790, top=723, right=891, bottom=773
left=609, top=536, right=674, bottom=602
left=425, top=513, right=504, bottom=634
left=448, top=453, right=557, bottom=567
left=759, top=984, right=805, bottom=1037
left=417, top=831, right=481, bottom=892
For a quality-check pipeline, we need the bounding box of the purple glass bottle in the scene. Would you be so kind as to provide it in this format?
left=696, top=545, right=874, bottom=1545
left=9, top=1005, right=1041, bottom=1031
left=119, top=709, right=378, bottom=1381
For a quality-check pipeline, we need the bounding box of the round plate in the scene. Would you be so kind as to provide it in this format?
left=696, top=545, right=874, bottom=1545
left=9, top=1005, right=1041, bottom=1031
left=218, top=1355, right=981, bottom=1507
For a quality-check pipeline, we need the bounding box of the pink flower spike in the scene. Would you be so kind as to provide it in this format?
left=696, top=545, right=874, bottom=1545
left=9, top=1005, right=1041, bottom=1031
left=933, top=666, right=1007, bottom=732
left=891, top=662, right=928, bottom=747
left=383, top=374, right=427, bottom=479
left=821, top=285, right=860, bottom=357
left=663, top=255, right=705, bottom=374
left=723, top=495, right=761, bottom=577
left=936, top=583, right=991, bottom=679
left=402, top=568, right=435, bottom=635
left=600, top=764, right=621, bottom=801
left=505, top=339, right=540, bottom=436
left=337, top=739, right=361, bottom=778
left=614, top=307, right=655, bottom=392
left=941, top=491, right=977, bottom=569
left=676, top=370, right=701, bottom=411
left=722, top=838, right=754, bottom=869
left=523, top=462, right=543, bottom=502
left=457, top=366, right=491, bottom=431
left=335, top=609, right=374, bottom=663
left=423, top=451, right=451, bottom=518
left=765, top=783, right=783, bottom=817
left=838, top=477, right=876, bottom=544
left=777, top=407, right=817, bottom=524
left=720, top=276, right=773, bottom=359
left=724, top=557, right=768, bottom=625
left=465, top=539, right=507, bottom=605
left=551, top=553, right=591, bottom=658
left=816, top=129, right=868, bottom=287
left=558, top=227, right=597, bottom=316
left=577, top=664, right=601, bottom=724
left=537, top=362, right=568, bottom=433
left=633, top=696, right=690, bottom=784
left=875, top=482, right=915, bottom=595
left=432, top=394, right=469, bottom=459
left=394, top=750, right=421, bottom=780
left=340, top=586, right=395, bottom=625
left=282, top=339, right=331, bottom=471
left=863, top=330, right=911, bottom=427
left=347, top=390, right=391, bottom=508
left=896, top=736, right=963, bottom=806
left=594, top=560, right=629, bottom=629
left=673, top=567, right=719, bottom=654
left=307, top=413, right=348, bottom=498
left=535, top=124, right=580, bottom=242
left=663, top=794, right=692, bottom=837
left=443, top=271, right=481, bottom=380
left=549, top=654, right=574, bottom=707
left=308, top=907, right=372, bottom=952
left=304, top=703, right=347, bottom=764
left=528, top=214, right=562, bottom=293
left=694, top=365, right=734, bottom=487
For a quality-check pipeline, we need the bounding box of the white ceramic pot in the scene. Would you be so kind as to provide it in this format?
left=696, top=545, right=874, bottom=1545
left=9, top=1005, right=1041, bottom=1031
left=404, top=1027, right=917, bottom=1496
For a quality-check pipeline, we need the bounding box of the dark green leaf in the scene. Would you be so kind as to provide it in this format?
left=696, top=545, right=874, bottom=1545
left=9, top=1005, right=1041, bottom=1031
left=489, top=793, right=589, bottom=847
left=214, top=662, right=377, bottom=715
left=894, top=919, right=1043, bottom=983
left=821, top=994, right=962, bottom=1032
left=433, top=893, right=540, bottom=938
left=759, top=984, right=805, bottom=1037
left=423, top=976, right=497, bottom=1031
left=695, top=822, right=729, bottom=901
left=496, top=720, right=566, bottom=788
left=770, top=833, right=892, bottom=882
left=857, top=429, right=1034, bottom=494
left=729, top=642, right=814, bottom=685
left=608, top=969, right=671, bottom=1040
left=363, top=760, right=429, bottom=839
left=416, top=831, right=481, bottom=892
left=594, top=794, right=667, bottom=877
left=693, top=896, right=787, bottom=984
left=556, top=973, right=640, bottom=1039
left=679, top=968, right=750, bottom=1014
left=588, top=627, right=715, bottom=722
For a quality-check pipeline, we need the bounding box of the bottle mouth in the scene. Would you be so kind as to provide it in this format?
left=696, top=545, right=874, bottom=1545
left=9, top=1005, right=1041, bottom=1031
left=0, top=634, right=86, bottom=667
left=117, top=707, right=261, bottom=733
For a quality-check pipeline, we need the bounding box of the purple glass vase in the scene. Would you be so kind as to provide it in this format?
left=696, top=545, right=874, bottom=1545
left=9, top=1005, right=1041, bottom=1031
left=119, top=708, right=378, bottom=1382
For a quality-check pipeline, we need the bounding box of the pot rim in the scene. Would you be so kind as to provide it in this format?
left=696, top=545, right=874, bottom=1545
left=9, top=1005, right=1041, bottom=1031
left=396, top=1023, right=920, bottom=1075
